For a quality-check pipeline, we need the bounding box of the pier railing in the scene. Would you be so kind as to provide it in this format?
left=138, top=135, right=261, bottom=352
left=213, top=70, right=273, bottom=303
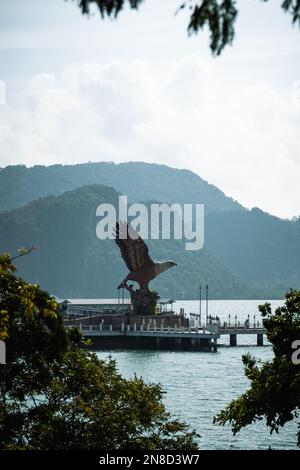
left=65, top=318, right=268, bottom=348
left=74, top=323, right=215, bottom=335
left=66, top=320, right=266, bottom=335
left=64, top=309, right=268, bottom=348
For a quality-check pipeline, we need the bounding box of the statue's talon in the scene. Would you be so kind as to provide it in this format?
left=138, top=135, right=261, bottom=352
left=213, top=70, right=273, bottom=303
left=117, top=281, right=127, bottom=289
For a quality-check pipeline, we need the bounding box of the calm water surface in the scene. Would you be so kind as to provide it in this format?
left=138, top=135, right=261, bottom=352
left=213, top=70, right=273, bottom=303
left=97, top=299, right=298, bottom=450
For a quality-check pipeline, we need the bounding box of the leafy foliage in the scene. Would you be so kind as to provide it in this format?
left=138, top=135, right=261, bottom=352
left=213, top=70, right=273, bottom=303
left=0, top=254, right=198, bottom=449
left=214, top=290, right=300, bottom=447
left=0, top=252, right=69, bottom=358
left=19, top=349, right=198, bottom=450
left=186, top=0, right=238, bottom=55
left=77, top=0, right=144, bottom=17
left=72, top=0, right=300, bottom=55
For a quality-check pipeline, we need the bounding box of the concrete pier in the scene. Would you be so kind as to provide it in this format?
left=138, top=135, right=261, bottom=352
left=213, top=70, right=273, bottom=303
left=216, top=326, right=267, bottom=347
left=230, top=333, right=237, bottom=347
left=257, top=333, right=264, bottom=346
left=74, top=324, right=219, bottom=352
left=65, top=307, right=268, bottom=351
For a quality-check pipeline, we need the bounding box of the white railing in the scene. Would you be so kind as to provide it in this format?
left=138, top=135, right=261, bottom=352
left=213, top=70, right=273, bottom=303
left=75, top=323, right=212, bottom=335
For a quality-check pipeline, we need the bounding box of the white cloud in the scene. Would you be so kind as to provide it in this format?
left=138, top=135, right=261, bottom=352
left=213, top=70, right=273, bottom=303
left=0, top=57, right=299, bottom=218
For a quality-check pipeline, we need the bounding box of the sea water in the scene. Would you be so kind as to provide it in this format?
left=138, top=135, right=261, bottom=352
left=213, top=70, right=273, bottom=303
left=96, top=299, right=298, bottom=450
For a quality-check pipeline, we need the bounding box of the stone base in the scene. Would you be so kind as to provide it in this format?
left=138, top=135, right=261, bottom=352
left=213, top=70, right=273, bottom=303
left=124, top=284, right=160, bottom=316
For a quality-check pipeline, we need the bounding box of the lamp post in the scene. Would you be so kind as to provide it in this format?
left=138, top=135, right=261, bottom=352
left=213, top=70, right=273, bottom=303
left=206, top=284, right=208, bottom=326
left=199, top=284, right=202, bottom=327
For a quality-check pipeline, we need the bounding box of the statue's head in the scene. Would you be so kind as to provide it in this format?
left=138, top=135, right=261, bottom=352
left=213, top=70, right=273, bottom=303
left=156, top=260, right=177, bottom=275
left=166, top=261, right=177, bottom=268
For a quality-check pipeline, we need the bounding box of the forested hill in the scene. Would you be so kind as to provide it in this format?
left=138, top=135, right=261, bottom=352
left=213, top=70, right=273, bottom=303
left=1, top=162, right=299, bottom=298
left=0, top=184, right=256, bottom=300
left=205, top=208, right=300, bottom=297
left=0, top=162, right=243, bottom=214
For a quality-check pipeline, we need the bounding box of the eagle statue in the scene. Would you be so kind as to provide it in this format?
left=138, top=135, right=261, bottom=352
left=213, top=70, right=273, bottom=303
left=115, top=221, right=177, bottom=290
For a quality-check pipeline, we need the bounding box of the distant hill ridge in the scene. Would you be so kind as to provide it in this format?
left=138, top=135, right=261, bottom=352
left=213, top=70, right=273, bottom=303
left=0, top=162, right=243, bottom=214
left=0, top=161, right=299, bottom=298
left=0, top=184, right=254, bottom=299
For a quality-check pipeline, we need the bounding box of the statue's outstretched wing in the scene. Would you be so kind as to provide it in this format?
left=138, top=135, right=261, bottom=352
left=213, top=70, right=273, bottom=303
left=115, top=221, right=155, bottom=272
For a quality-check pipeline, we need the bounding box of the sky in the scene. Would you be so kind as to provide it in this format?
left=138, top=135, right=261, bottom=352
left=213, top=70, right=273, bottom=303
left=0, top=0, right=299, bottom=219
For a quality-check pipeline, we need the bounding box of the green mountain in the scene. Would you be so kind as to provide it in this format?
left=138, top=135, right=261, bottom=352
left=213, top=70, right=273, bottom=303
left=0, top=161, right=299, bottom=298
left=0, top=162, right=243, bottom=214
left=205, top=208, right=300, bottom=296
left=0, top=184, right=254, bottom=300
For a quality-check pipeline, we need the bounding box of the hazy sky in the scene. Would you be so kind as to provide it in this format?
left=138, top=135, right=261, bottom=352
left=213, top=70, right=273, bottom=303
left=0, top=0, right=299, bottom=218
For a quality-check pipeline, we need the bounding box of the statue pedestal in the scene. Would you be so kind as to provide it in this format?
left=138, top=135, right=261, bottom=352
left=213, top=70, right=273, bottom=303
left=124, top=285, right=160, bottom=316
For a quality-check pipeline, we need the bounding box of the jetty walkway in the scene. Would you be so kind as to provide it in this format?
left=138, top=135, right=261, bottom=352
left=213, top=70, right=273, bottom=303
left=67, top=321, right=267, bottom=351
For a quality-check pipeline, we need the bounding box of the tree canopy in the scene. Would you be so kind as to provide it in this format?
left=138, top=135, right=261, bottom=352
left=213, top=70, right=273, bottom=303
left=0, top=252, right=198, bottom=449
left=214, top=290, right=300, bottom=447
left=72, top=0, right=300, bottom=55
